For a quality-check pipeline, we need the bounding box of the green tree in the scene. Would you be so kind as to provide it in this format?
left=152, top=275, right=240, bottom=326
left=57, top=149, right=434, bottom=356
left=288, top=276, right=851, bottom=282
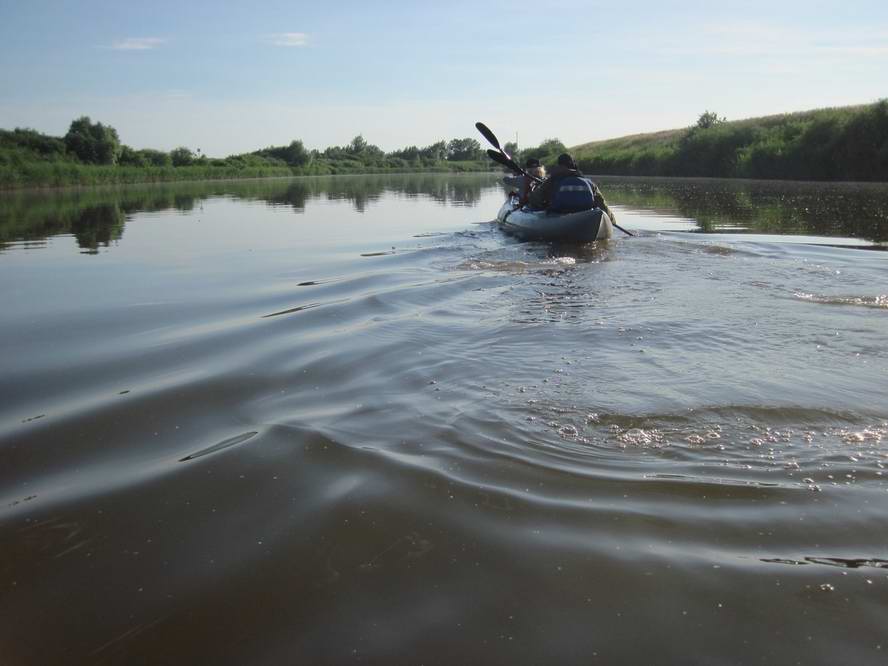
left=522, top=138, right=567, bottom=164
left=257, top=140, right=310, bottom=166
left=420, top=140, right=447, bottom=161
left=348, top=135, right=368, bottom=154
left=323, top=145, right=347, bottom=159
left=446, top=138, right=483, bottom=161
left=362, top=143, right=384, bottom=160
left=503, top=141, right=519, bottom=157
left=138, top=149, right=172, bottom=167
left=170, top=147, right=196, bottom=166
left=1, top=128, right=66, bottom=158
left=389, top=145, right=421, bottom=161
left=118, top=145, right=147, bottom=166
left=64, top=116, right=122, bottom=165
left=282, top=140, right=309, bottom=166
left=696, top=111, right=726, bottom=130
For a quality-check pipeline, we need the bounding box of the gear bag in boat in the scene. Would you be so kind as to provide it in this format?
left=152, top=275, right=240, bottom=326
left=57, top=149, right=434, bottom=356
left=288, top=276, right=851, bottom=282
left=549, top=176, right=597, bottom=213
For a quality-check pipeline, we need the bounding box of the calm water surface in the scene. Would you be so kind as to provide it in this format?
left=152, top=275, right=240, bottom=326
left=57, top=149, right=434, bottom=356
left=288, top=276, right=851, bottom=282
left=1, top=174, right=887, bottom=665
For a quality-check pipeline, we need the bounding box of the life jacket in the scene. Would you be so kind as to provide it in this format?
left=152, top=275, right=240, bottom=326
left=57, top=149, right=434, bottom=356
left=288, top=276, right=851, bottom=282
left=548, top=176, right=596, bottom=213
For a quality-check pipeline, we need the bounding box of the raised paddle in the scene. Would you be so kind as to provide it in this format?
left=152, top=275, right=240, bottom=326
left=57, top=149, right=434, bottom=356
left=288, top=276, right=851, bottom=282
left=486, top=148, right=516, bottom=170
left=476, top=122, right=525, bottom=170
left=475, top=122, right=504, bottom=153
left=486, top=149, right=543, bottom=182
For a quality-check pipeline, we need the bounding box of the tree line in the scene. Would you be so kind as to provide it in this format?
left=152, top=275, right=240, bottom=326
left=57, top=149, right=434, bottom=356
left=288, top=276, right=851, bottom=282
left=0, top=117, right=497, bottom=187
left=6, top=101, right=885, bottom=188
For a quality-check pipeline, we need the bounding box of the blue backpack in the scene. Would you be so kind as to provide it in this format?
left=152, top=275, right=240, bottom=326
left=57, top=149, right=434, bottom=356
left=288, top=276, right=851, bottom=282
left=549, top=176, right=596, bottom=213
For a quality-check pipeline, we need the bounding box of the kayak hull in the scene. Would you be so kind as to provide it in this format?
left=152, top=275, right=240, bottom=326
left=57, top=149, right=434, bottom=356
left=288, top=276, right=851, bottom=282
left=496, top=198, right=613, bottom=243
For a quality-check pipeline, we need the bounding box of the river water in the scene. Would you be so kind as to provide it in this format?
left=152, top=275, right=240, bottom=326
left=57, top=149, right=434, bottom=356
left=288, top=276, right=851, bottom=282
left=1, top=174, right=887, bottom=665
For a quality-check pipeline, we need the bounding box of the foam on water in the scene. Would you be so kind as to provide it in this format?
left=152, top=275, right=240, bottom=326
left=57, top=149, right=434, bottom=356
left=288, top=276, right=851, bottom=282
left=794, top=292, right=888, bottom=309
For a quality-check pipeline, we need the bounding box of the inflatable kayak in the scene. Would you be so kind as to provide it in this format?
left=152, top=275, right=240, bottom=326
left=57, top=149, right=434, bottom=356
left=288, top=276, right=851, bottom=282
left=496, top=196, right=613, bottom=243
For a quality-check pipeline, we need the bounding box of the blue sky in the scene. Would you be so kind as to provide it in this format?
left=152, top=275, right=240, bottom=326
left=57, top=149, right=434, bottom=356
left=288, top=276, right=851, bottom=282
left=1, top=0, right=886, bottom=155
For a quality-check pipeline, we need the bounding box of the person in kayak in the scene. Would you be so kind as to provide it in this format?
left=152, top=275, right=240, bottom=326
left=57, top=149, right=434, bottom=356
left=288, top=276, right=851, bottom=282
left=517, top=157, right=546, bottom=206
left=527, top=153, right=616, bottom=221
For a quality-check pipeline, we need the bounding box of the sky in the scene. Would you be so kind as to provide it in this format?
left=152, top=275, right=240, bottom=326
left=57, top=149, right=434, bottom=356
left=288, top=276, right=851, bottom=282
left=1, top=0, right=887, bottom=156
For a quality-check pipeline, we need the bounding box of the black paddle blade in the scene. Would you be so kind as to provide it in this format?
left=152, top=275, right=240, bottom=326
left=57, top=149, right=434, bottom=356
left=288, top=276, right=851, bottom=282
left=486, top=149, right=521, bottom=173
left=613, top=222, right=635, bottom=237
left=475, top=122, right=501, bottom=151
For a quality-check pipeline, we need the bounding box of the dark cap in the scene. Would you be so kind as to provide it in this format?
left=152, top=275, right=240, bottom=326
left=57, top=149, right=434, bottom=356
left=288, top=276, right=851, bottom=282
left=557, top=153, right=577, bottom=169
left=525, top=157, right=541, bottom=168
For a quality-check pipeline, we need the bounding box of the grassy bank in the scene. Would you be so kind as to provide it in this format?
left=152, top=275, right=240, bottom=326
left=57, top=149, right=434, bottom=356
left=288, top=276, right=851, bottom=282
left=572, top=101, right=888, bottom=182
left=0, top=160, right=489, bottom=189
left=0, top=162, right=296, bottom=189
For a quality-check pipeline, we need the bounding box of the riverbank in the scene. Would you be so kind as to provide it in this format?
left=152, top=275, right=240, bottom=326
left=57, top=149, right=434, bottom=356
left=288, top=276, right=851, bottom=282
left=0, top=160, right=491, bottom=190
left=6, top=100, right=886, bottom=189
left=572, top=100, right=888, bottom=182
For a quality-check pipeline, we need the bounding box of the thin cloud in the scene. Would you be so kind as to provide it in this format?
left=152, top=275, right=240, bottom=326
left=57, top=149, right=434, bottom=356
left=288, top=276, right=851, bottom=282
left=267, top=33, right=309, bottom=47
left=110, top=37, right=166, bottom=51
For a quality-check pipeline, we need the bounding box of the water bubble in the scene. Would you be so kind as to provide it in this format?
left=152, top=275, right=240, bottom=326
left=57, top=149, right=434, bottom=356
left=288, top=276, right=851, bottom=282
left=558, top=425, right=579, bottom=438
left=617, top=428, right=666, bottom=447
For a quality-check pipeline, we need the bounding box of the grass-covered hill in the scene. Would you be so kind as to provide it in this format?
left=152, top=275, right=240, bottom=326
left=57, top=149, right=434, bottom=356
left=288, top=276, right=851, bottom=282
left=570, top=101, right=888, bottom=181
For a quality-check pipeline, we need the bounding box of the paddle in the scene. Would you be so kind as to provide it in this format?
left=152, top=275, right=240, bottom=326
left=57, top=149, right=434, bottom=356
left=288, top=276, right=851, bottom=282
left=476, top=121, right=539, bottom=176
left=486, top=149, right=543, bottom=182
left=610, top=217, right=635, bottom=237
left=475, top=122, right=504, bottom=153
left=486, top=148, right=516, bottom=170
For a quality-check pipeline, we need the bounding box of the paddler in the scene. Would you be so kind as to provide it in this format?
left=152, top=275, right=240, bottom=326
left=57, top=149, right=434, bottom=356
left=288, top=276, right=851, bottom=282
left=528, top=153, right=616, bottom=222
left=517, top=157, right=546, bottom=206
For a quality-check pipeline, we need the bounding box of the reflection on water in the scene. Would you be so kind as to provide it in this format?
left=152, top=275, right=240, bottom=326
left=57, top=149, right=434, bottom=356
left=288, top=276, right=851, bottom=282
left=599, top=176, right=888, bottom=242
left=4, top=174, right=888, bottom=255
left=1, top=174, right=887, bottom=665
left=0, top=174, right=492, bottom=253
